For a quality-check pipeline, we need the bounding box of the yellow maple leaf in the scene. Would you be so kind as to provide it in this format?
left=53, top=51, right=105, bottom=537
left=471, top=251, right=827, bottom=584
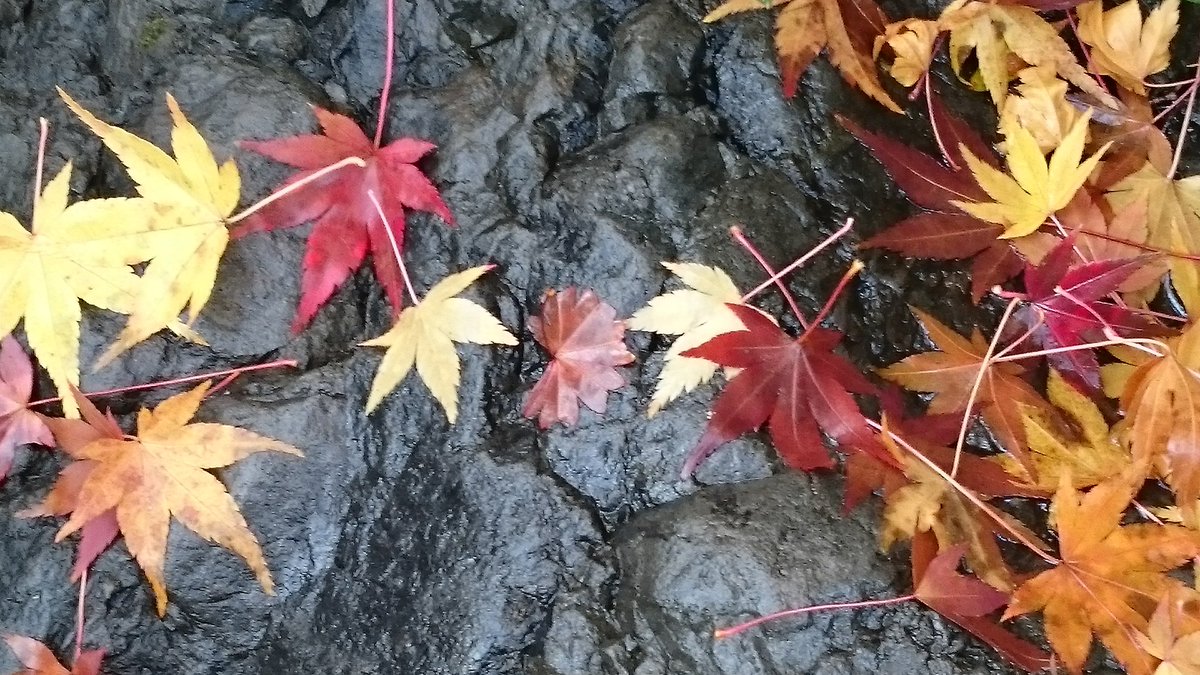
left=1136, top=587, right=1200, bottom=675
left=953, top=112, right=1110, bottom=238
left=1006, top=369, right=1130, bottom=490
left=704, top=0, right=903, bottom=112
left=0, top=163, right=155, bottom=418
left=59, top=88, right=240, bottom=366
left=50, top=382, right=302, bottom=615
left=999, top=67, right=1085, bottom=153
left=362, top=266, right=516, bottom=420
left=1077, top=0, right=1179, bottom=95
left=874, top=18, right=939, bottom=87
left=1107, top=162, right=1200, bottom=315
left=939, top=0, right=1115, bottom=109
left=627, top=262, right=745, bottom=417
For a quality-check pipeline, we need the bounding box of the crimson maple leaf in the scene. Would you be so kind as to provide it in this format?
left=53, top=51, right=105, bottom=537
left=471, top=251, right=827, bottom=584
left=839, top=101, right=1023, bottom=301
left=680, top=303, right=879, bottom=477
left=1008, top=233, right=1163, bottom=392
left=0, top=337, right=52, bottom=483
left=523, top=288, right=635, bottom=428
left=238, top=107, right=453, bottom=331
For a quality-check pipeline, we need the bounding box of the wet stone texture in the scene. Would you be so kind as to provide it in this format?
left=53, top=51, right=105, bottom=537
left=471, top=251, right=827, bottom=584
left=0, top=0, right=1186, bottom=673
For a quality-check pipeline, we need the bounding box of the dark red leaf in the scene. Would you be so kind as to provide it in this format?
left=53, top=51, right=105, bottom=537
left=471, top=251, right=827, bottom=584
left=861, top=213, right=1002, bottom=259
left=239, top=107, right=453, bottom=331
left=926, top=90, right=996, bottom=168
left=681, top=304, right=880, bottom=477
left=914, top=543, right=1008, bottom=617
left=969, top=243, right=1023, bottom=302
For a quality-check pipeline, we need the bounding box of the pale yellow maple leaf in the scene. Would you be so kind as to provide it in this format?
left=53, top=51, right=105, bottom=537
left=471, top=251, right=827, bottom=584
left=1107, top=162, right=1200, bottom=314
left=953, top=112, right=1110, bottom=238
left=939, top=0, right=1115, bottom=109
left=627, top=262, right=744, bottom=417
left=362, top=266, right=516, bottom=420
left=0, top=163, right=154, bottom=418
left=1077, top=0, right=1179, bottom=95
left=60, top=88, right=239, bottom=366
left=874, top=18, right=939, bottom=87
left=999, top=67, right=1084, bottom=153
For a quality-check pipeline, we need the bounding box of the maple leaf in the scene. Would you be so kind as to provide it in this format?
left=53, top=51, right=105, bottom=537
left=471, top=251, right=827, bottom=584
left=1052, top=189, right=1167, bottom=296
left=1120, top=322, right=1200, bottom=514
left=1107, top=162, right=1200, bottom=315
left=909, top=532, right=1055, bottom=673
left=0, top=157, right=169, bottom=417
left=999, top=67, right=1085, bottom=153
left=22, top=388, right=126, bottom=581
left=522, top=287, right=634, bottom=428
left=3, top=635, right=103, bottom=675
left=361, top=266, right=516, bottom=420
left=1136, top=587, right=1200, bottom=675
left=1009, top=369, right=1132, bottom=489
left=703, top=0, right=903, bottom=112
left=1007, top=233, right=1162, bottom=391
left=1004, top=473, right=1200, bottom=674
left=839, top=111, right=1024, bottom=301
left=627, top=262, right=747, bottom=417
left=874, top=18, right=939, bottom=87
left=680, top=303, right=880, bottom=477
left=1077, top=0, right=1180, bottom=95
left=59, top=89, right=238, bottom=365
left=44, top=382, right=302, bottom=616
left=938, top=0, right=1115, bottom=108
left=878, top=308, right=1050, bottom=469
left=954, top=113, right=1111, bottom=239
left=0, top=338, right=52, bottom=481
left=239, top=107, right=453, bottom=331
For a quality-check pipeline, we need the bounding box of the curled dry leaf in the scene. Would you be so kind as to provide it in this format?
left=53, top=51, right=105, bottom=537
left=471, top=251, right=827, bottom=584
left=361, top=266, right=516, bottom=421
left=31, top=382, right=302, bottom=616
left=59, top=89, right=237, bottom=367
left=703, top=0, right=902, bottom=112
left=0, top=337, right=52, bottom=480
left=523, top=288, right=634, bottom=429
left=874, top=18, right=939, bottom=87
left=999, top=67, right=1084, bottom=153
left=3, top=634, right=103, bottom=675
left=1077, top=0, right=1180, bottom=95
left=626, top=262, right=745, bottom=417
left=240, top=107, right=453, bottom=331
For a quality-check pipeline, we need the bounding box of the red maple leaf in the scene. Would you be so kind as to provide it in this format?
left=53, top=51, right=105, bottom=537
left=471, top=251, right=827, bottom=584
left=0, top=337, right=52, bottom=483
left=680, top=304, right=880, bottom=477
left=1009, top=233, right=1163, bottom=391
left=238, top=107, right=453, bottom=331
left=523, top=288, right=635, bottom=428
left=838, top=99, right=1023, bottom=301
left=20, top=388, right=121, bottom=581
left=3, top=634, right=104, bottom=675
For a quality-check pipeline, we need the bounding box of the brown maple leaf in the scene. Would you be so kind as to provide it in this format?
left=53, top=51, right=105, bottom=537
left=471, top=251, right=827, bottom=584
left=35, top=382, right=302, bottom=616
left=703, top=0, right=902, bottom=112
left=523, top=288, right=635, bottom=428
left=878, top=307, right=1051, bottom=470
left=1005, top=472, right=1200, bottom=674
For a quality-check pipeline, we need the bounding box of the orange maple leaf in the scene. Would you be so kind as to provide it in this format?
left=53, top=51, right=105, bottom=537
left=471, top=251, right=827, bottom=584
left=1004, top=473, right=1200, bottom=674
left=704, top=0, right=903, bottom=112
left=2, top=635, right=102, bottom=675
left=878, top=308, right=1051, bottom=470
left=42, top=382, right=302, bottom=616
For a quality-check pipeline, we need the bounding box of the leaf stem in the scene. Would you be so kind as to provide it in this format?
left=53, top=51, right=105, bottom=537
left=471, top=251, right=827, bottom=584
left=26, top=359, right=298, bottom=408
left=74, top=567, right=86, bottom=662
left=801, top=260, right=864, bottom=338
left=228, top=156, right=367, bottom=225
left=32, top=118, right=48, bottom=227
left=926, top=80, right=958, bottom=170
left=714, top=594, right=917, bottom=639
left=374, top=0, right=396, bottom=149
left=367, top=189, right=420, bottom=306
left=741, top=218, right=855, bottom=304
left=1067, top=10, right=1112, bottom=97
left=951, top=297, right=1020, bottom=478
left=1048, top=227, right=1200, bottom=262
left=991, top=337, right=1166, bottom=363
left=1167, top=51, right=1200, bottom=179
left=868, top=418, right=1060, bottom=564
left=730, top=225, right=807, bottom=328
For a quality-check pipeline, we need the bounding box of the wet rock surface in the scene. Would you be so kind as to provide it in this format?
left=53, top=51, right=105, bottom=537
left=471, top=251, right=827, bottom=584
left=0, top=1, right=1179, bottom=673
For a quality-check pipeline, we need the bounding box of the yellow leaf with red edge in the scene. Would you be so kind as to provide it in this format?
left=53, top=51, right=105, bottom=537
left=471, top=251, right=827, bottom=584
left=59, top=88, right=240, bottom=367
left=361, top=266, right=516, bottom=420
left=704, top=0, right=902, bottom=112
left=953, top=113, right=1110, bottom=238
left=1077, top=0, right=1179, bottom=95
left=1004, top=471, right=1200, bottom=675
left=48, top=381, right=302, bottom=616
